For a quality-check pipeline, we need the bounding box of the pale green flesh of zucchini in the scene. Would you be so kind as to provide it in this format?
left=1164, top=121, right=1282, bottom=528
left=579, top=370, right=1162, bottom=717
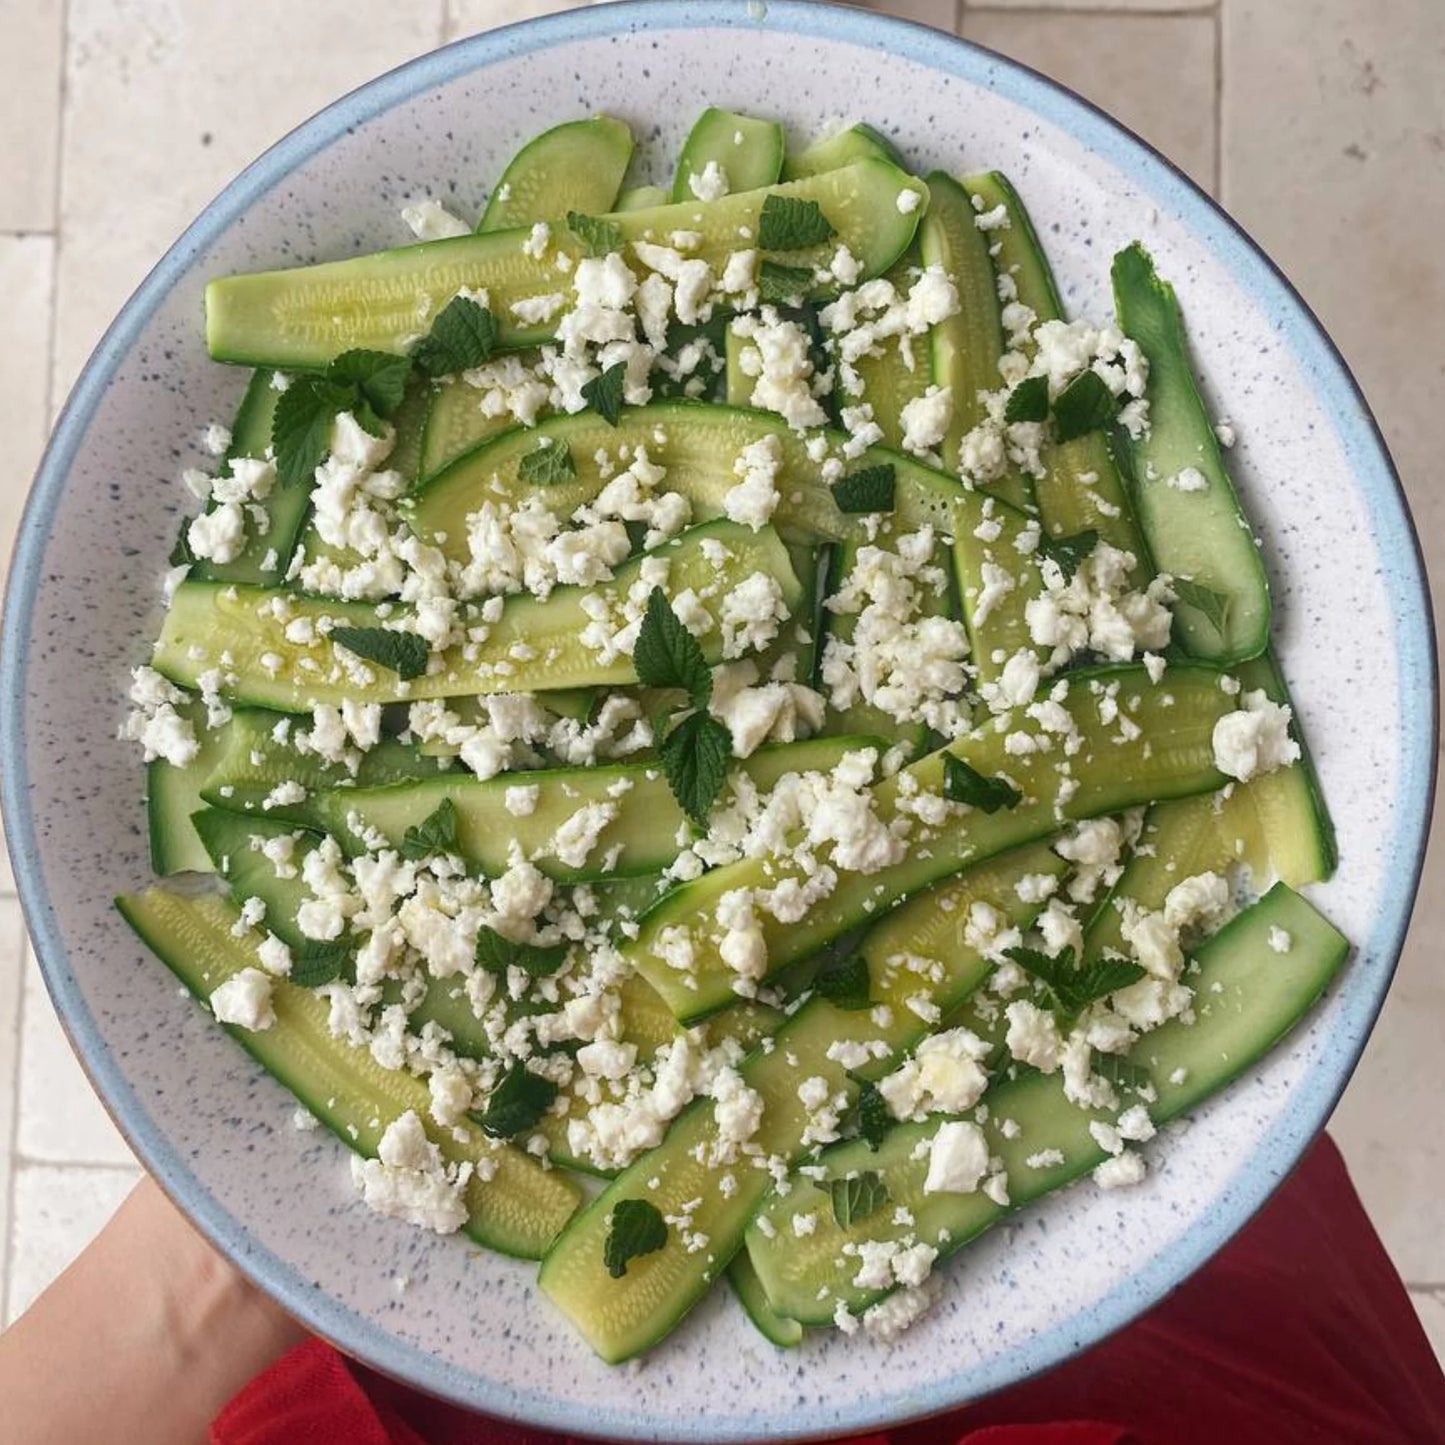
left=627, top=664, right=1235, bottom=1023
left=306, top=734, right=887, bottom=881
left=745, top=882, right=1348, bottom=1322
left=152, top=519, right=801, bottom=711
left=408, top=401, right=976, bottom=560
left=146, top=699, right=235, bottom=875
left=964, top=173, right=1147, bottom=560
left=782, top=123, right=903, bottom=181
left=537, top=843, right=1065, bottom=1362
left=1112, top=243, right=1270, bottom=663
left=419, top=378, right=516, bottom=483
left=672, top=109, right=784, bottom=203
left=920, top=172, right=1027, bottom=510
left=206, top=160, right=927, bottom=368
left=730, top=1252, right=802, bottom=1347
left=615, top=185, right=670, bottom=213
left=116, top=888, right=579, bottom=1258
left=479, top=116, right=634, bottom=232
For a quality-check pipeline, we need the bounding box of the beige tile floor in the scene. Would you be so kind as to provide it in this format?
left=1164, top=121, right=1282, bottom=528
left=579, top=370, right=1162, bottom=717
left=0, top=0, right=1441, bottom=1366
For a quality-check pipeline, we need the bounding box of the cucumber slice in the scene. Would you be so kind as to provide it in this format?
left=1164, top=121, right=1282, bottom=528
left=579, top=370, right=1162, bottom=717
left=627, top=663, right=1235, bottom=1023
left=730, top=1252, right=802, bottom=1348
left=745, top=883, right=1348, bottom=1323
left=950, top=490, right=1046, bottom=688
left=537, top=843, right=1063, bottom=1362
left=187, top=372, right=308, bottom=588
left=307, top=735, right=884, bottom=881
left=920, top=173, right=1025, bottom=508
left=409, top=402, right=976, bottom=561
left=417, top=378, right=515, bottom=483
left=965, top=173, right=1147, bottom=560
left=199, top=710, right=450, bottom=822
left=782, top=123, right=904, bottom=181
left=154, top=519, right=803, bottom=711
left=479, top=116, right=634, bottom=233
left=206, top=161, right=928, bottom=369
left=1112, top=244, right=1270, bottom=663
left=116, top=887, right=580, bottom=1259
left=615, top=185, right=670, bottom=213
left=386, top=374, right=431, bottom=487
left=146, top=699, right=234, bottom=875
left=672, top=109, right=784, bottom=203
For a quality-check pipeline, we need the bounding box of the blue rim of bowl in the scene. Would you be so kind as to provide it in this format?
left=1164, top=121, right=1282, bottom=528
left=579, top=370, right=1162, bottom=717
left=0, top=2, right=1436, bottom=1439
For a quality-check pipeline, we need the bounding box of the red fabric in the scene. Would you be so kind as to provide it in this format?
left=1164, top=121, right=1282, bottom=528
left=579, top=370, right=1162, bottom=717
left=211, top=1135, right=1445, bottom=1445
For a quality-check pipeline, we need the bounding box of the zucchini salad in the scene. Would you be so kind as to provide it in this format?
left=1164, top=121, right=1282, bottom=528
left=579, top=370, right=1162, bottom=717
left=117, top=110, right=1345, bottom=1360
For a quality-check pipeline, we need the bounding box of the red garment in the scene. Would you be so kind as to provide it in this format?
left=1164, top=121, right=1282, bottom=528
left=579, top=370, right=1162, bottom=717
left=212, top=1136, right=1445, bottom=1445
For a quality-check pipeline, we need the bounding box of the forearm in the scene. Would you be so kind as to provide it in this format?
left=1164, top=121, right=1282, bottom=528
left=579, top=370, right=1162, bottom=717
left=0, top=1177, right=307, bottom=1445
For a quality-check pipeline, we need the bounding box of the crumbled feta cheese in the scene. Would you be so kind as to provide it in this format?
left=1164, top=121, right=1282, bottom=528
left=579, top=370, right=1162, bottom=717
left=724, top=433, right=783, bottom=530
left=351, top=1111, right=472, bottom=1234
left=401, top=199, right=471, bottom=242
left=1212, top=689, right=1301, bottom=782
left=688, top=159, right=730, bottom=202
left=1093, top=1150, right=1147, bottom=1191
left=1268, top=926, right=1293, bottom=954
left=924, top=1120, right=990, bottom=1194
left=209, top=969, right=275, bottom=1031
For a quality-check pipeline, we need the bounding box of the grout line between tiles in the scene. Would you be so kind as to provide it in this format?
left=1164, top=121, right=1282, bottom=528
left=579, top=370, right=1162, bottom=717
left=963, top=4, right=1219, bottom=15
left=1211, top=1, right=1222, bottom=199
left=0, top=230, right=58, bottom=242
left=42, top=0, right=72, bottom=428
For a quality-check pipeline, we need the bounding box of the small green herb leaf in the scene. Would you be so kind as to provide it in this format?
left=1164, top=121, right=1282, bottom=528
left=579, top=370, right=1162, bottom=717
left=758, top=194, right=836, bottom=251
left=272, top=375, right=350, bottom=489
left=398, top=797, right=459, bottom=861
left=288, top=940, right=352, bottom=989
left=566, top=211, right=625, bottom=258
left=633, top=587, right=712, bottom=701
left=169, top=523, right=196, bottom=568
left=623, top=519, right=650, bottom=555
left=855, top=1080, right=893, bottom=1151
left=603, top=1198, right=669, bottom=1279
left=828, top=1171, right=890, bottom=1229
left=659, top=709, right=733, bottom=826
left=813, top=953, right=872, bottom=1012
left=474, top=926, right=570, bottom=978
left=1093, top=1052, right=1153, bottom=1094
left=942, top=754, right=1022, bottom=813
left=413, top=296, right=498, bottom=378
left=327, top=349, right=413, bottom=419
left=1005, top=374, right=1050, bottom=424
left=1038, top=528, right=1100, bottom=583
left=757, top=260, right=814, bottom=305
left=517, top=439, right=577, bottom=486
left=1052, top=370, right=1119, bottom=443
left=1003, top=946, right=1145, bottom=1017
left=832, top=463, right=896, bottom=514
left=1171, top=577, right=1231, bottom=635
left=581, top=362, right=627, bottom=426
left=472, top=1064, right=559, bottom=1139
left=1071, top=958, right=1148, bottom=1007
left=328, top=626, right=430, bottom=682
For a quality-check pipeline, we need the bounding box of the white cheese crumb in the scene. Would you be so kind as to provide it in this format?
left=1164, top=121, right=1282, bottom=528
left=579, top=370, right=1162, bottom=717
left=209, top=969, right=275, bottom=1031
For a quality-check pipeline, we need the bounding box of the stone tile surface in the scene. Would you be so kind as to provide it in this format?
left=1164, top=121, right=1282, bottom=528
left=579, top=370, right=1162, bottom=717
left=0, top=0, right=65, bottom=230
left=445, top=0, right=580, bottom=41
left=961, top=11, right=1218, bottom=192
left=16, top=943, right=136, bottom=1168
left=968, top=0, right=1210, bottom=10
left=51, top=0, right=443, bottom=404
left=5, top=1163, right=140, bottom=1324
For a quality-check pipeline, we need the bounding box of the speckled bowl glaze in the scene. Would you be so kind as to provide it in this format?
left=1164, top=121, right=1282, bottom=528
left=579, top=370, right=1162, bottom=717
left=1, top=2, right=1435, bottom=1438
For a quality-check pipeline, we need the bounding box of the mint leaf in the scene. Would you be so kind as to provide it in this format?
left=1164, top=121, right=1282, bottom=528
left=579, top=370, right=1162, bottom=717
left=758, top=194, right=836, bottom=251
left=828, top=1171, right=889, bottom=1229
left=855, top=1080, right=893, bottom=1151
left=1093, top=1052, right=1152, bottom=1094
left=634, top=587, right=712, bottom=701
left=1052, top=371, right=1119, bottom=443
left=517, top=439, right=576, bottom=486
left=289, top=940, right=352, bottom=989
left=329, top=626, right=430, bottom=682
left=398, top=797, right=459, bottom=861
left=581, top=362, right=627, bottom=426
left=475, top=926, right=569, bottom=978
left=473, top=1064, right=558, bottom=1139
left=272, top=375, right=350, bottom=489
left=327, top=349, right=412, bottom=419
left=1171, top=577, right=1231, bottom=635
left=566, top=211, right=625, bottom=258
left=758, top=260, right=814, bottom=305
left=413, top=296, right=498, bottom=378
left=942, top=754, right=1022, bottom=812
left=603, top=1198, right=668, bottom=1279
left=169, top=523, right=195, bottom=568
left=832, top=463, right=896, bottom=514
left=1038, top=528, right=1099, bottom=583
left=1005, top=374, right=1050, bottom=424
left=659, top=709, right=732, bottom=825
left=1003, top=946, right=1144, bottom=1016
left=813, top=953, right=872, bottom=1012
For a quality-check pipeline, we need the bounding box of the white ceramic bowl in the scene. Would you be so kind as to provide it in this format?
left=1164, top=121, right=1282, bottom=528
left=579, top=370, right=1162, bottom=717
left=1, top=3, right=1435, bottom=1439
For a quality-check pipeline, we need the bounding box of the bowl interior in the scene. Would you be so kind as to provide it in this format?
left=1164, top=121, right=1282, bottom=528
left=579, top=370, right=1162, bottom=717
left=1, top=4, right=1433, bottom=1440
